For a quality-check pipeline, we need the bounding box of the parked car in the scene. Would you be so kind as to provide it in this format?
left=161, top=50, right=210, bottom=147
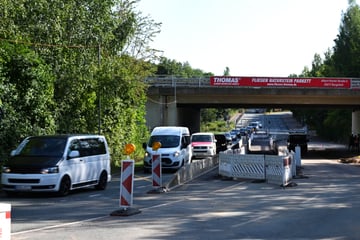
left=214, top=134, right=228, bottom=153
left=1, top=134, right=111, bottom=196
left=191, top=132, right=217, bottom=159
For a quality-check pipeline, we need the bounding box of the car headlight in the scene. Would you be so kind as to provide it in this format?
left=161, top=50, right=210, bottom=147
left=173, top=151, right=180, bottom=157
left=2, top=166, right=11, bottom=173
left=144, top=151, right=150, bottom=157
left=40, top=166, right=59, bottom=174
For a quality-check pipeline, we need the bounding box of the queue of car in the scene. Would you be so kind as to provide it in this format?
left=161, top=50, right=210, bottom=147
left=1, top=117, right=267, bottom=196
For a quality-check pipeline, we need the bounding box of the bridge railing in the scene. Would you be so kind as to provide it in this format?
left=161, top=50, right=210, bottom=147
left=145, top=75, right=360, bottom=90
left=145, top=76, right=211, bottom=87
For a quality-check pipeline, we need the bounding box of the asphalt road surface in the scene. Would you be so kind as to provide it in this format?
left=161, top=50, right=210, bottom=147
left=3, top=111, right=360, bottom=240
left=4, top=145, right=360, bottom=240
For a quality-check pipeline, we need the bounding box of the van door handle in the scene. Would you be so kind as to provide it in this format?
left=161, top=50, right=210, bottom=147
left=79, top=159, right=83, bottom=162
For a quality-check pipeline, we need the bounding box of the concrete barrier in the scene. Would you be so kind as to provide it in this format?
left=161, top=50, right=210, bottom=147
left=166, top=156, right=219, bottom=190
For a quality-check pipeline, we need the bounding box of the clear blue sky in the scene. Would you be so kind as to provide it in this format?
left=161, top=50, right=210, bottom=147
left=137, top=0, right=355, bottom=77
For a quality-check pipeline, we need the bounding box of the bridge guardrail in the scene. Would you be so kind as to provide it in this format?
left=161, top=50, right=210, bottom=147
left=145, top=76, right=210, bottom=87
left=145, top=75, right=360, bottom=90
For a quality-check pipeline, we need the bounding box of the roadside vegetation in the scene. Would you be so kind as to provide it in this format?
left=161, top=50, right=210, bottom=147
left=1, top=0, right=360, bottom=170
left=288, top=0, right=360, bottom=143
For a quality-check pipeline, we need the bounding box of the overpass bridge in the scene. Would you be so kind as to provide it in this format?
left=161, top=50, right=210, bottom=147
left=144, top=76, right=360, bottom=133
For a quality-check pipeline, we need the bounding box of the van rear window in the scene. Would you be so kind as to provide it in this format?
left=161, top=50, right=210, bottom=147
left=69, top=138, right=107, bottom=156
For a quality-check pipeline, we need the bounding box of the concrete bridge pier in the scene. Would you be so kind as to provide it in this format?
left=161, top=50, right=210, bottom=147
left=145, top=95, right=200, bottom=133
left=352, top=110, right=360, bottom=135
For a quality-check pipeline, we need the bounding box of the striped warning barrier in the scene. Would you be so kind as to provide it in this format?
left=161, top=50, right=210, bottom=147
left=119, top=160, right=134, bottom=208
left=219, top=152, right=265, bottom=179
left=152, top=154, right=162, bottom=188
left=219, top=151, right=294, bottom=186
left=0, top=203, right=11, bottom=240
left=265, top=155, right=293, bottom=186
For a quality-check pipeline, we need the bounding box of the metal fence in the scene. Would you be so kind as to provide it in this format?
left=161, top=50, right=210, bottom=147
left=145, top=76, right=210, bottom=87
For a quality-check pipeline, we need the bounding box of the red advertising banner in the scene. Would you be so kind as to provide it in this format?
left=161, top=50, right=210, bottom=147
left=210, top=76, right=352, bottom=89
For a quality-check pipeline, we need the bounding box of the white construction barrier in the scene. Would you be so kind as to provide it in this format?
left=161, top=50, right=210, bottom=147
left=294, top=146, right=302, bottom=168
left=219, top=151, right=293, bottom=186
left=265, top=155, right=292, bottom=186
left=0, top=203, right=11, bottom=240
left=219, top=152, right=265, bottom=179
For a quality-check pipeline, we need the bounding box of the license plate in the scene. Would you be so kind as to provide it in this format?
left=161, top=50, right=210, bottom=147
left=15, top=185, right=32, bottom=191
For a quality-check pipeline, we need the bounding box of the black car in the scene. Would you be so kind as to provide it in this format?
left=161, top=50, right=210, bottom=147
left=287, top=132, right=309, bottom=155
left=214, top=134, right=228, bottom=153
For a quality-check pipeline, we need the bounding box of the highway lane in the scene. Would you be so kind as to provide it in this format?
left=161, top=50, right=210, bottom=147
left=1, top=170, right=176, bottom=234
left=3, top=111, right=358, bottom=239
left=6, top=147, right=360, bottom=240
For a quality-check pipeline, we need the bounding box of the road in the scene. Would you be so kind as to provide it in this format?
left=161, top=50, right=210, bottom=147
left=3, top=111, right=360, bottom=239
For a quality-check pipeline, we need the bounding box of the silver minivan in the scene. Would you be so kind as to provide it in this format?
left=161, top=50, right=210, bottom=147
left=1, top=134, right=111, bottom=196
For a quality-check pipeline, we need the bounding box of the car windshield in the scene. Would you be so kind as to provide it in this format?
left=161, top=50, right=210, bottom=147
left=15, top=137, right=67, bottom=157
left=148, top=135, right=180, bottom=148
left=191, top=135, right=212, bottom=142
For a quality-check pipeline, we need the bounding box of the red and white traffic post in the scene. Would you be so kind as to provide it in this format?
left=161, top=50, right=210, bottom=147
left=152, top=154, right=162, bottom=188
left=119, top=159, right=135, bottom=208
left=0, top=203, right=11, bottom=240
left=110, top=144, right=141, bottom=216
left=148, top=141, right=167, bottom=193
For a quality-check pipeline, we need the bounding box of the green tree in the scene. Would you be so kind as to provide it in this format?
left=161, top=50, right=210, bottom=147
left=0, top=0, right=161, bottom=162
left=223, top=66, right=230, bottom=76
left=156, top=57, right=211, bottom=77
left=332, top=1, right=360, bottom=77
left=0, top=42, right=56, bottom=156
left=292, top=1, right=360, bottom=142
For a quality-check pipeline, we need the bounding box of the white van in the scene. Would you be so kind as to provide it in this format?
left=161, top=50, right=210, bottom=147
left=143, top=126, right=191, bottom=172
left=190, top=132, right=217, bottom=159
left=1, top=134, right=111, bottom=196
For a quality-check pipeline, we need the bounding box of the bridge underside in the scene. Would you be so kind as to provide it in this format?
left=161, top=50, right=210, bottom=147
left=171, top=87, right=359, bottom=108
left=146, top=86, right=360, bottom=133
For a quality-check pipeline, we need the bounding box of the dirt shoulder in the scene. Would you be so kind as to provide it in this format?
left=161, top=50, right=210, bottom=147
left=339, top=154, right=360, bottom=164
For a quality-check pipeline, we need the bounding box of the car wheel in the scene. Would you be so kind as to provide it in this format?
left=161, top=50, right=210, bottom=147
left=95, top=171, right=108, bottom=190
left=57, top=176, right=71, bottom=197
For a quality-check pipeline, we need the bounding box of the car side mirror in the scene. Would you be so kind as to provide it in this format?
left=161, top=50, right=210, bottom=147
left=68, top=150, right=80, bottom=159
left=10, top=150, right=17, bottom=156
